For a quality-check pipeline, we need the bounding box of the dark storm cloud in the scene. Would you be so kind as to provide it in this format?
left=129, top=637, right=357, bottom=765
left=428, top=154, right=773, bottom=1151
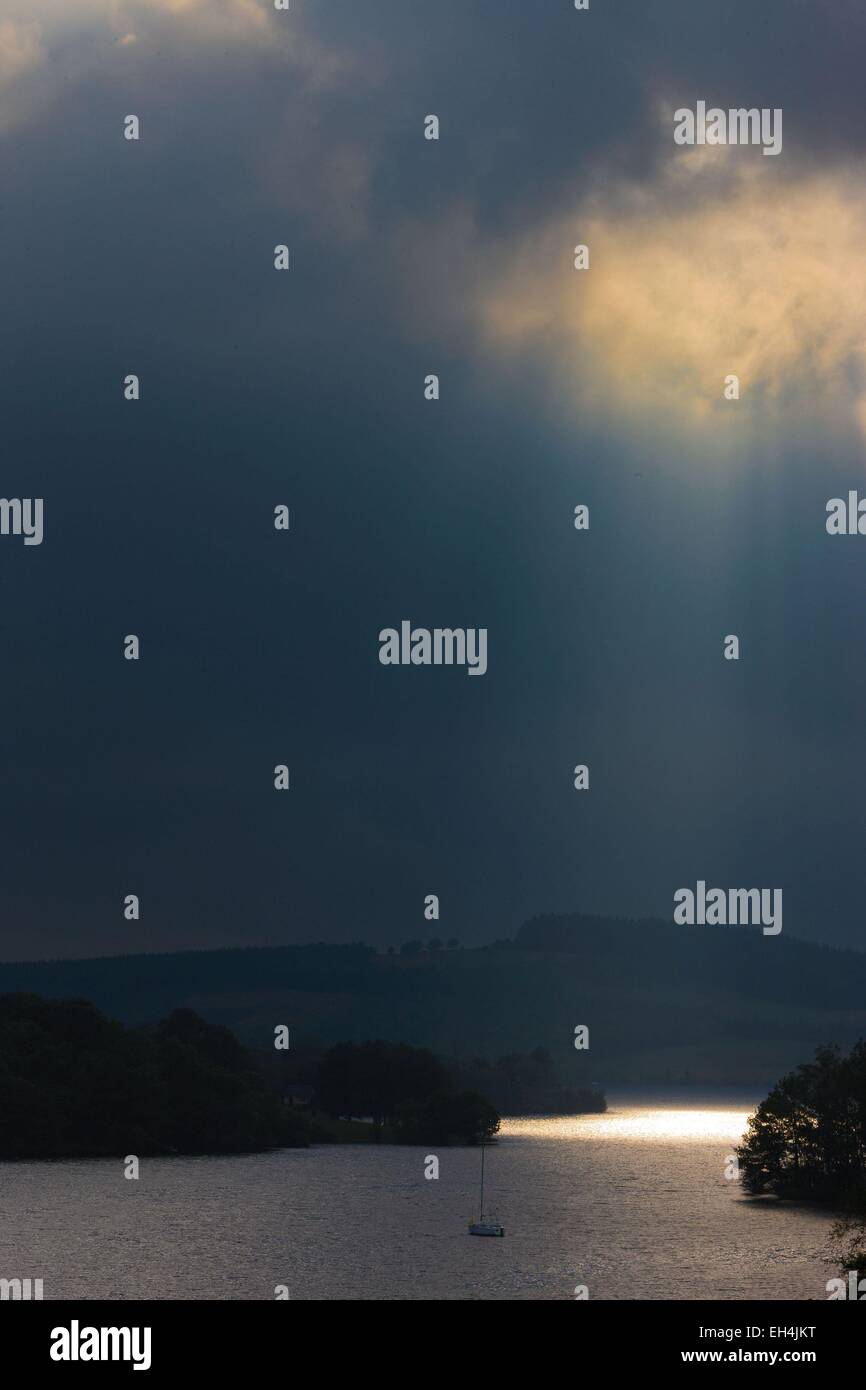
left=1, top=0, right=865, bottom=959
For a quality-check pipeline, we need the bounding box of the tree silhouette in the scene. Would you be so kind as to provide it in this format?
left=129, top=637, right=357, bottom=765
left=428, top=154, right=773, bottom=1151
left=737, top=1042, right=866, bottom=1204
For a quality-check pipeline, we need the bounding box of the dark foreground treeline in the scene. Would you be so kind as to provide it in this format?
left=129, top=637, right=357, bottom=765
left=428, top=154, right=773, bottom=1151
left=304, top=1040, right=499, bottom=1144
left=737, top=1042, right=866, bottom=1207
left=0, top=995, right=501, bottom=1158
left=0, top=994, right=302, bottom=1159
left=0, top=994, right=604, bottom=1159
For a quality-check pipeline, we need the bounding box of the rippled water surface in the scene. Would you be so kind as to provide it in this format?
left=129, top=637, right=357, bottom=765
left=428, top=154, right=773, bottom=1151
left=1, top=1097, right=835, bottom=1300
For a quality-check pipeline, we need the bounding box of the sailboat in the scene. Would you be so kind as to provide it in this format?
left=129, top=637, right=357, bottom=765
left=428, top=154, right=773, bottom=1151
left=468, top=1142, right=505, bottom=1236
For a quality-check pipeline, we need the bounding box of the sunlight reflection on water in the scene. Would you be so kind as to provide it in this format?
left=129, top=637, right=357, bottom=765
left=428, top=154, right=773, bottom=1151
left=503, top=1106, right=752, bottom=1143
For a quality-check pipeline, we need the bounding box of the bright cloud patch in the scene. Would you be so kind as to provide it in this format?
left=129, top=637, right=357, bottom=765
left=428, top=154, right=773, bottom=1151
left=478, top=153, right=866, bottom=436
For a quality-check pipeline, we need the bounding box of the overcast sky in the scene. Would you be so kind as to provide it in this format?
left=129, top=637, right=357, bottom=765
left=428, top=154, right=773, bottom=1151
left=2, top=0, right=866, bottom=959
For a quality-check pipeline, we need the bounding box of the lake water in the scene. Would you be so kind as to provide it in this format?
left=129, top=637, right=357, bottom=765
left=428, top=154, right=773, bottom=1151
left=1, top=1096, right=836, bottom=1300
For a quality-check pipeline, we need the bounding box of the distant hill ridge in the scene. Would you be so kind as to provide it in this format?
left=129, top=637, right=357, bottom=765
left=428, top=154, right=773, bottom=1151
left=515, top=914, right=866, bottom=1009
left=2, top=916, right=864, bottom=1085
